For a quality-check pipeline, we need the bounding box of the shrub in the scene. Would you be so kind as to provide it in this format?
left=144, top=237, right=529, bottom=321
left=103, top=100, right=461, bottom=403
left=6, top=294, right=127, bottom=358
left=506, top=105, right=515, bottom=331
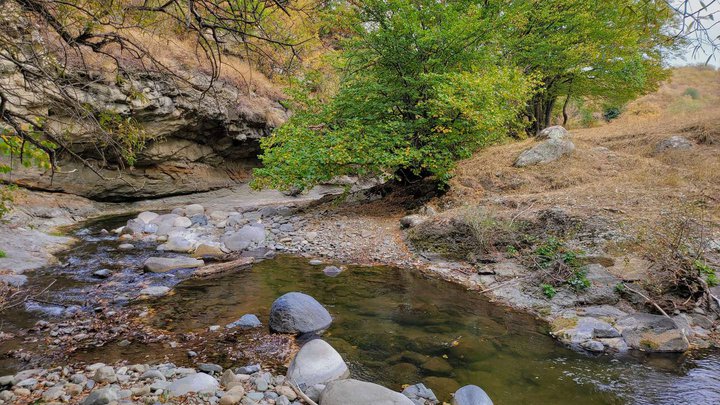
left=528, top=237, right=589, bottom=295
left=603, top=106, right=622, bottom=121
left=683, top=87, right=701, bottom=100
left=0, top=250, right=5, bottom=258
left=633, top=204, right=719, bottom=310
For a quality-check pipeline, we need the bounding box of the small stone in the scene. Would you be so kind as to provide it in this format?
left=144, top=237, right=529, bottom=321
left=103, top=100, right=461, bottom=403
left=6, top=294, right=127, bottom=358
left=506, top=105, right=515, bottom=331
left=118, top=243, right=134, bottom=250
left=198, top=363, right=223, bottom=374
left=235, top=365, right=260, bottom=375
left=322, top=266, right=343, bottom=277
left=137, top=211, right=160, bottom=224
left=185, top=204, right=205, bottom=216
left=143, top=257, right=204, bottom=273
left=82, top=387, right=118, bottom=405
left=226, top=314, right=262, bottom=329
left=70, top=374, right=87, bottom=385
left=93, top=366, right=117, bottom=383
left=173, top=217, right=193, bottom=228
left=308, top=259, right=323, bottom=266
left=92, top=269, right=112, bottom=279
left=0, top=390, right=15, bottom=401
left=254, top=377, right=268, bottom=391
left=452, top=385, right=493, bottom=405
left=138, top=286, right=171, bottom=298
left=167, top=373, right=219, bottom=397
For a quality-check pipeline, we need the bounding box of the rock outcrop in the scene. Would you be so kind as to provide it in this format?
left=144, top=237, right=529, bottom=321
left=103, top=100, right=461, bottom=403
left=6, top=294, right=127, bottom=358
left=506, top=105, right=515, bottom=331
left=0, top=68, right=287, bottom=200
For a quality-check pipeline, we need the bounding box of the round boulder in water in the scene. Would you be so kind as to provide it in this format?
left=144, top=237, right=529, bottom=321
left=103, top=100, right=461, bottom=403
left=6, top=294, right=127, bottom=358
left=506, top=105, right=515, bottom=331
left=269, top=292, right=332, bottom=334
left=319, top=379, right=414, bottom=405
left=287, top=339, right=349, bottom=388
left=452, top=385, right=493, bottom=405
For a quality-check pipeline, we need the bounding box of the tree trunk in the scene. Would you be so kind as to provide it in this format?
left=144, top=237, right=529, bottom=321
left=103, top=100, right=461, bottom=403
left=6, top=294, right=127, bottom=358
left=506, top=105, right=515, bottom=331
left=562, top=93, right=571, bottom=126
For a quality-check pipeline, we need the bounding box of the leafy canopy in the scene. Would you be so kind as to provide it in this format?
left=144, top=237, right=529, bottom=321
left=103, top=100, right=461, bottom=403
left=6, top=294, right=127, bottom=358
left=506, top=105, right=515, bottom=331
left=252, top=0, right=532, bottom=191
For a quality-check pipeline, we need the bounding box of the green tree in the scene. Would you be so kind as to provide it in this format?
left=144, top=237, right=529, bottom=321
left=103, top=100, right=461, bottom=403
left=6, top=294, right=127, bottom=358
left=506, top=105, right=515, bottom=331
left=498, top=0, right=676, bottom=131
left=253, top=0, right=532, bottom=191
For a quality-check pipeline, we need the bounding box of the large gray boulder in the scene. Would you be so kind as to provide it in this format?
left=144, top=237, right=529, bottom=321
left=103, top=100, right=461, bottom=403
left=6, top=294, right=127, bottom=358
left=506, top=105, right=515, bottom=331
left=616, top=313, right=689, bottom=352
left=320, top=379, right=414, bottom=405
left=514, top=138, right=575, bottom=167
left=654, top=135, right=693, bottom=154
left=287, top=339, right=349, bottom=388
left=143, top=257, right=204, bottom=273
left=223, top=225, right=266, bottom=251
left=537, top=125, right=570, bottom=140
left=269, top=292, right=333, bottom=334
left=452, top=385, right=493, bottom=405
left=167, top=373, right=219, bottom=397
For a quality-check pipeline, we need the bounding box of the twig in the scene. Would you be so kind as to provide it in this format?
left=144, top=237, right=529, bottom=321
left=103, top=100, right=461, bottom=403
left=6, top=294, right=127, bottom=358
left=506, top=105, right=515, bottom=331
left=621, top=283, right=690, bottom=345
left=288, top=380, right=319, bottom=405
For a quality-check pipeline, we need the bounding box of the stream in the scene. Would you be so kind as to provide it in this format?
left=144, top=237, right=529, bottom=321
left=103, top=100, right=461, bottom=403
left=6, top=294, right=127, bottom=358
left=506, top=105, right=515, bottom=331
left=2, top=215, right=720, bottom=404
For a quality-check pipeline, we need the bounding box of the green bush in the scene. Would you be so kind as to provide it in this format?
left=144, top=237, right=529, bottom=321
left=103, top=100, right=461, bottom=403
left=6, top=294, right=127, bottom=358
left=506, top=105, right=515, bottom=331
left=0, top=250, right=6, bottom=258
left=603, top=106, right=622, bottom=121
left=683, top=87, right=701, bottom=100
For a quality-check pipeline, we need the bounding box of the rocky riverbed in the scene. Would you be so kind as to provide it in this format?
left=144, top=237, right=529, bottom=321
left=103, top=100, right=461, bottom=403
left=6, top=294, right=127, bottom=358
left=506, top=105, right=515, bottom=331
left=1, top=288, right=492, bottom=405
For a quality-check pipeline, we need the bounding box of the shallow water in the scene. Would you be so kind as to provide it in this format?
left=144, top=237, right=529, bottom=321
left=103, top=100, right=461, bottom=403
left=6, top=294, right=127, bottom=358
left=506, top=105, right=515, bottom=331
left=2, top=217, right=720, bottom=404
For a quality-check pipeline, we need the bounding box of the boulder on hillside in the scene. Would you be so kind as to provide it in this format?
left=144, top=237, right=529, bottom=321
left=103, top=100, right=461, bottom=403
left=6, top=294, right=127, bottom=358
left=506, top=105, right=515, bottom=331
left=537, top=125, right=570, bottom=140
left=269, top=292, right=332, bottom=334
left=654, top=135, right=693, bottom=154
left=143, top=257, right=204, bottom=273
left=452, top=385, right=493, bottom=405
left=319, top=379, right=414, bottom=405
left=287, top=339, right=349, bottom=388
left=514, top=138, right=575, bottom=167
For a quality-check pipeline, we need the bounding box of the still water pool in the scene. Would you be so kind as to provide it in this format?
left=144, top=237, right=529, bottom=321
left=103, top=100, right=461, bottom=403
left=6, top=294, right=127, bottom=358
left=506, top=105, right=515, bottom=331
left=142, top=256, right=720, bottom=404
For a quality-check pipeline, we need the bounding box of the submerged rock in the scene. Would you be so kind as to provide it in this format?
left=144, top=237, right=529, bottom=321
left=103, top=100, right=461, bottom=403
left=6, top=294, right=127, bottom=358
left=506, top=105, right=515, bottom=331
left=138, top=286, right=171, bottom=298
left=226, top=314, right=262, bottom=329
left=452, top=385, right=493, bottom=405
left=143, top=257, right=204, bottom=273
left=514, top=138, right=575, bottom=167
left=320, top=379, right=414, bottom=405
left=323, top=266, right=343, bottom=277
left=269, top=292, right=332, bottom=334
left=287, top=339, right=349, bottom=388
left=402, top=383, right=438, bottom=404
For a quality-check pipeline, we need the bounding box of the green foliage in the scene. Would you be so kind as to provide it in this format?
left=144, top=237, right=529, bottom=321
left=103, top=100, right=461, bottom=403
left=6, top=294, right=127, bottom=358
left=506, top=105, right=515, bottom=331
left=1, top=127, right=53, bottom=171
left=97, top=112, right=148, bottom=167
left=500, top=0, right=675, bottom=130
left=253, top=0, right=533, bottom=191
left=541, top=283, right=557, bottom=299
left=0, top=250, right=6, bottom=258
left=683, top=87, right=701, bottom=100
left=0, top=184, right=17, bottom=219
left=695, top=260, right=718, bottom=287
left=603, top=106, right=622, bottom=122
left=531, top=237, right=589, bottom=295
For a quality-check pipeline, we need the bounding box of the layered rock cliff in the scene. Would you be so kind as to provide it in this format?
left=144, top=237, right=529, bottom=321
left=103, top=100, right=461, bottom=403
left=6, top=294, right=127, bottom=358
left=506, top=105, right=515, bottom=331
left=1, top=70, right=287, bottom=200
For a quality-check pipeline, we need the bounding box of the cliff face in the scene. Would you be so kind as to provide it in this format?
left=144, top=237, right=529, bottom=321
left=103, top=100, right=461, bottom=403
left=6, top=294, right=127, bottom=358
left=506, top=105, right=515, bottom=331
left=1, top=71, right=287, bottom=201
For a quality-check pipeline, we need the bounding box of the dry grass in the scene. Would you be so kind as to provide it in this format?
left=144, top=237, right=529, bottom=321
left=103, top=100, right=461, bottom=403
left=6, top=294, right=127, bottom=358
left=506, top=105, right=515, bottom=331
left=444, top=67, right=720, bottom=228
left=42, top=21, right=287, bottom=126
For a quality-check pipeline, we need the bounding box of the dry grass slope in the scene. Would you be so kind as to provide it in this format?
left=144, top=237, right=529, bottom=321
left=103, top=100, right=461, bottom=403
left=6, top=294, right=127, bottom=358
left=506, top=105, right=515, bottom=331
left=446, top=67, right=720, bottom=225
